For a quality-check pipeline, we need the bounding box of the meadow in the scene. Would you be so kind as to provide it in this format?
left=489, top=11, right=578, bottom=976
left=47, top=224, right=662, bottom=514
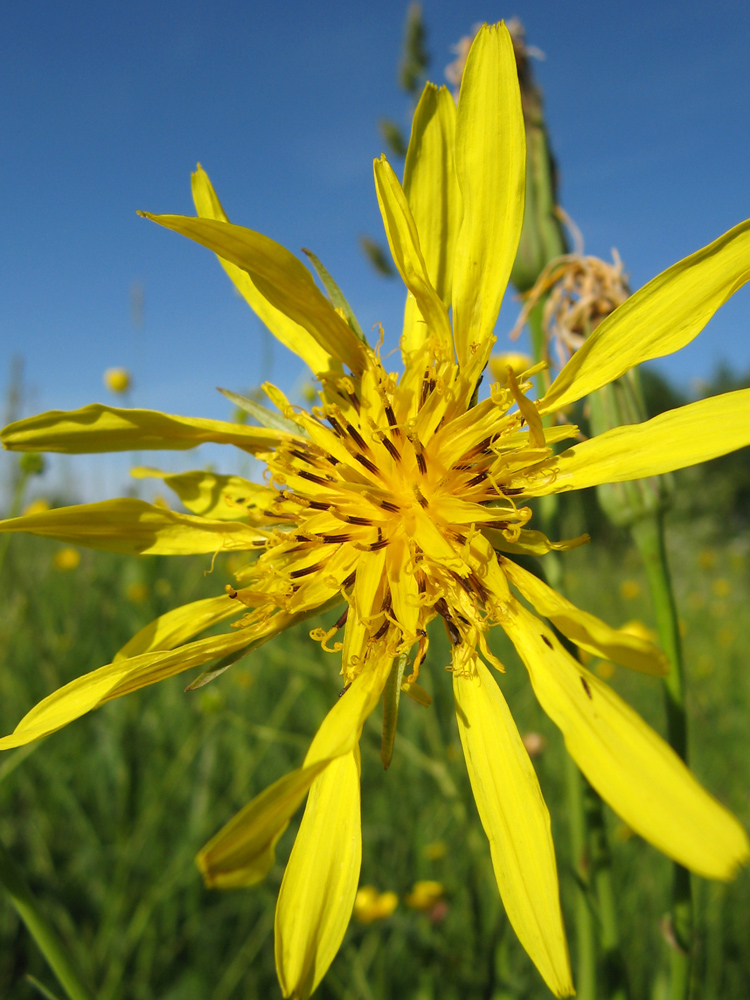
left=1, top=459, right=748, bottom=1000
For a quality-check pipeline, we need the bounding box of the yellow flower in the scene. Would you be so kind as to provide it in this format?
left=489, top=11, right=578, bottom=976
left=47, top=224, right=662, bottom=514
left=104, top=368, right=132, bottom=394
left=405, top=880, right=445, bottom=911
left=52, top=546, right=81, bottom=571
left=23, top=497, right=50, bottom=516
left=488, top=352, right=534, bottom=385
left=352, top=886, right=398, bottom=923
left=1, top=21, right=750, bottom=1000
left=619, top=579, right=641, bottom=601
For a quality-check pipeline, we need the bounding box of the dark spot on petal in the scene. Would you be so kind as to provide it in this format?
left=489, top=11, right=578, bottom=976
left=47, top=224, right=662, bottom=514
left=541, top=635, right=553, bottom=649
left=581, top=677, right=592, bottom=699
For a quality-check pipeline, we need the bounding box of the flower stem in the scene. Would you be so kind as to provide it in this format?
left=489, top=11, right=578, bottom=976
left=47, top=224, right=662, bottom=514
left=564, top=752, right=597, bottom=1000
left=0, top=839, right=95, bottom=1000
left=630, top=513, right=693, bottom=999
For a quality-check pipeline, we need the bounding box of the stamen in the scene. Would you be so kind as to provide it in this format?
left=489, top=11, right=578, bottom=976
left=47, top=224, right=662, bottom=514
left=339, top=514, right=373, bottom=526
left=298, top=470, right=334, bottom=487
left=412, top=485, right=429, bottom=509
left=466, top=470, right=489, bottom=487
left=319, top=533, right=352, bottom=544
left=290, top=561, right=325, bottom=579
left=384, top=402, right=400, bottom=436
left=341, top=569, right=357, bottom=589
left=369, top=538, right=389, bottom=551
left=354, top=453, right=379, bottom=475
left=378, top=499, right=400, bottom=513
left=381, top=436, right=401, bottom=462
left=345, top=422, right=368, bottom=452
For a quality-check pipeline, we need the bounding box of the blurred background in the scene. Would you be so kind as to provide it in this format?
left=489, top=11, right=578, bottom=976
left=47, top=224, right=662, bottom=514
left=1, top=3, right=750, bottom=999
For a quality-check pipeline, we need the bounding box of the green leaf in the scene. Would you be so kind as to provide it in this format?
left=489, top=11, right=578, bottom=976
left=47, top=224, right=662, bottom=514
left=217, top=388, right=301, bottom=434
left=301, top=249, right=367, bottom=342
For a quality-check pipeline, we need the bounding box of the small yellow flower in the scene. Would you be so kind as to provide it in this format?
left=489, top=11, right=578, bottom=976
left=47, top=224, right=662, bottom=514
left=126, top=582, right=149, bottom=604
left=405, top=880, right=445, bottom=911
left=488, top=352, right=534, bottom=385
left=620, top=579, right=642, bottom=601
left=698, top=548, right=716, bottom=570
left=104, top=368, right=131, bottom=394
left=620, top=620, right=658, bottom=644
left=23, top=497, right=50, bottom=516
left=424, top=841, right=447, bottom=861
left=352, top=886, right=398, bottom=924
left=712, top=578, right=731, bottom=598
left=2, top=20, right=750, bottom=1000
left=52, top=547, right=80, bottom=571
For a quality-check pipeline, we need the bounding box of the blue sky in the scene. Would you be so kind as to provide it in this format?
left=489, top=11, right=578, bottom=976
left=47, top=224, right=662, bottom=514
left=2, top=0, right=749, bottom=499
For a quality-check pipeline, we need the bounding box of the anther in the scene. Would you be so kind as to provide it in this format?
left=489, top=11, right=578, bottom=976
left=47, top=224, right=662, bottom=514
left=466, top=470, right=489, bottom=487
left=412, top=485, right=429, bottom=509
left=319, top=533, right=352, bottom=544
left=384, top=403, right=400, bottom=436
left=354, top=453, right=379, bottom=475
left=341, top=570, right=357, bottom=589
left=378, top=499, right=400, bottom=513
left=345, top=422, right=368, bottom=452
left=290, top=561, right=325, bottom=579
left=381, top=436, right=401, bottom=462
left=298, top=470, right=333, bottom=487
left=340, top=514, right=373, bottom=526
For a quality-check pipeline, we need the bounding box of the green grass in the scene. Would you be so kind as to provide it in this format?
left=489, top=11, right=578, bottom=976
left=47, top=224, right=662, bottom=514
left=1, top=520, right=749, bottom=999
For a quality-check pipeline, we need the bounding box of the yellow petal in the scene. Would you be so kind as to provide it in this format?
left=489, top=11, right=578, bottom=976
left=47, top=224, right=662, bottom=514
left=525, top=389, right=750, bottom=496
left=0, top=627, right=259, bottom=751
left=275, top=747, right=362, bottom=999
left=453, top=658, right=573, bottom=997
left=191, top=165, right=336, bottom=375
left=503, top=599, right=750, bottom=879
left=501, top=557, right=668, bottom=676
left=401, top=84, right=460, bottom=356
left=373, top=155, right=454, bottom=358
left=451, top=22, right=525, bottom=369
left=0, top=499, right=267, bottom=554
left=139, top=212, right=366, bottom=375
left=540, top=218, right=750, bottom=413
left=197, top=652, right=391, bottom=888
left=114, top=595, right=239, bottom=661
left=1, top=404, right=284, bottom=455
left=131, top=466, right=277, bottom=522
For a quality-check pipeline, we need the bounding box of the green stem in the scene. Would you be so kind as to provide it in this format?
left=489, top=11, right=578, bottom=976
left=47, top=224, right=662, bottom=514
left=0, top=840, right=95, bottom=1000
left=564, top=753, right=596, bottom=1000
left=585, top=781, right=629, bottom=1000
left=630, top=514, right=693, bottom=999
left=0, top=467, right=32, bottom=577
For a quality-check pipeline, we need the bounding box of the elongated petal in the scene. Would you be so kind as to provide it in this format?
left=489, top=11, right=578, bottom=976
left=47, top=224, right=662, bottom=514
left=502, top=557, right=668, bottom=675
left=503, top=599, right=750, bottom=879
left=373, top=155, right=454, bottom=358
left=0, top=499, right=267, bottom=554
left=524, top=390, right=750, bottom=496
left=1, top=404, right=284, bottom=455
left=401, top=84, right=460, bottom=356
left=197, top=653, right=391, bottom=888
left=114, top=595, right=239, bottom=661
left=540, top=219, right=750, bottom=413
left=139, top=212, right=366, bottom=374
left=454, top=658, right=573, bottom=997
left=191, top=165, right=336, bottom=374
left=0, top=626, right=262, bottom=750
left=131, top=466, right=278, bottom=522
left=451, top=22, right=525, bottom=368
left=275, top=747, right=362, bottom=999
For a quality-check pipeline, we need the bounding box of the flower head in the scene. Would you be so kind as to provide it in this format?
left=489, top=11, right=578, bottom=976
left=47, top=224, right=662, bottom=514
left=104, top=367, right=132, bottom=394
left=2, top=21, right=750, bottom=1000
